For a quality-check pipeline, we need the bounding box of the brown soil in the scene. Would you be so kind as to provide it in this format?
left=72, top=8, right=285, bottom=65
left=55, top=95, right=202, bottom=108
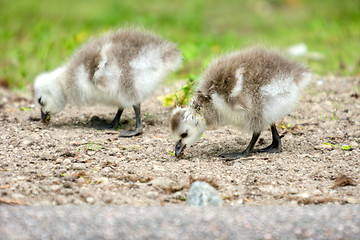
left=0, top=76, right=359, bottom=206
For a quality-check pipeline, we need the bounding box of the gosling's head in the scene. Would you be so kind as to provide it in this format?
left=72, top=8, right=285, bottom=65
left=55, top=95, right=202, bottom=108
left=170, top=107, right=206, bottom=157
left=33, top=67, right=67, bottom=123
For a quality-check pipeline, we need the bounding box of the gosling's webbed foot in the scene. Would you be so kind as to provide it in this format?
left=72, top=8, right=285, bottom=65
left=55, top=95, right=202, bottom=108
left=255, top=124, right=282, bottom=153
left=117, top=103, right=143, bottom=137
left=118, top=125, right=143, bottom=137
left=255, top=143, right=282, bottom=153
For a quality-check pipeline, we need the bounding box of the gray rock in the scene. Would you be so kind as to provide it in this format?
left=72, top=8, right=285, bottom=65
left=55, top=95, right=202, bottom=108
left=73, top=163, right=86, bottom=170
left=146, top=191, right=159, bottom=199
left=233, top=162, right=242, bottom=167
left=63, top=181, right=73, bottom=189
left=186, top=181, right=223, bottom=206
left=62, top=158, right=72, bottom=165
left=55, top=195, right=67, bottom=205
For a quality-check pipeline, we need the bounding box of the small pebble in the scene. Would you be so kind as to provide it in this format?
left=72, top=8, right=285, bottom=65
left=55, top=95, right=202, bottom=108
left=17, top=176, right=26, bottom=181
left=99, top=177, right=109, bottom=185
left=63, top=181, right=73, bottom=189
left=63, top=158, right=72, bottom=165
left=77, top=177, right=85, bottom=184
left=22, top=140, right=31, bottom=146
left=146, top=191, right=159, bottom=199
left=73, top=163, right=86, bottom=170
left=233, top=162, right=241, bottom=167
left=288, top=187, right=299, bottom=194
left=86, top=197, right=95, bottom=204
left=55, top=195, right=67, bottom=205
left=50, top=185, right=61, bottom=192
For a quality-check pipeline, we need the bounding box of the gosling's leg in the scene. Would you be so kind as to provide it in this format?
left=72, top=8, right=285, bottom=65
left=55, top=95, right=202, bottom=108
left=256, top=124, right=282, bottom=153
left=220, top=132, right=261, bottom=161
left=118, top=103, right=143, bottom=137
left=110, top=108, right=124, bottom=129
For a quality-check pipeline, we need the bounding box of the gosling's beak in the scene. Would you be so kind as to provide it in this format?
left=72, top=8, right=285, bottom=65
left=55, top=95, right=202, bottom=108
left=41, top=110, right=50, bottom=124
left=175, top=140, right=186, bottom=157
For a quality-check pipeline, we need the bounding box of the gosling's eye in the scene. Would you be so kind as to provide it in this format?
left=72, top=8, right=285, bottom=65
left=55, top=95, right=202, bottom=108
left=38, top=97, right=44, bottom=107
left=181, top=132, right=188, bottom=138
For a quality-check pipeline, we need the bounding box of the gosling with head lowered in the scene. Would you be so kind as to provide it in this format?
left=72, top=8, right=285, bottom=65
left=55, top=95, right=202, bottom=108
left=33, top=28, right=182, bottom=137
left=170, top=47, right=311, bottom=160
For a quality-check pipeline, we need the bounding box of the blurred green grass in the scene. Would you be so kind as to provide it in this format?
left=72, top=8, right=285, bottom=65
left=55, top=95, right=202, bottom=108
left=1, top=0, right=359, bottom=89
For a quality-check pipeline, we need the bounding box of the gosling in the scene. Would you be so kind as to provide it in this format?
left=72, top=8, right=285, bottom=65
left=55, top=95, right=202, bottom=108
left=170, top=47, right=311, bottom=160
left=33, top=28, right=182, bottom=137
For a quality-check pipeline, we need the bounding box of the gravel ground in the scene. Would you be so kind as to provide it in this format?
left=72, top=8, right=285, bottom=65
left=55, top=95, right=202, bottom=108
left=1, top=205, right=359, bottom=239
left=0, top=76, right=359, bottom=206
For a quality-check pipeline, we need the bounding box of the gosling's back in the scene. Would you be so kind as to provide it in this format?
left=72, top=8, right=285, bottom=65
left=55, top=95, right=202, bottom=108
left=195, top=47, right=311, bottom=132
left=63, top=29, right=182, bottom=108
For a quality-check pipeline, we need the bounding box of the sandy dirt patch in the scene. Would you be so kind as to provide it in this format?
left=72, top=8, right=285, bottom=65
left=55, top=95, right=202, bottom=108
left=0, top=77, right=359, bottom=206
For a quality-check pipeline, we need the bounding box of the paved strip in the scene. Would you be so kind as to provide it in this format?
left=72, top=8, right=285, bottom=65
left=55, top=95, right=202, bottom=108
left=0, top=205, right=359, bottom=239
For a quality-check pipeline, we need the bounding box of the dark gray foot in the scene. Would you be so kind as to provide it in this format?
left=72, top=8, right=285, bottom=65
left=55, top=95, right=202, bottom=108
left=118, top=104, right=143, bottom=138
left=110, top=108, right=124, bottom=129
left=118, top=126, right=143, bottom=137
left=255, top=124, right=282, bottom=153
left=256, top=143, right=281, bottom=153
left=220, top=124, right=282, bottom=161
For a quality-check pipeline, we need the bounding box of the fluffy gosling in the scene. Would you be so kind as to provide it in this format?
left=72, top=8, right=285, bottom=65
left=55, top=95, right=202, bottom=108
left=170, top=47, right=311, bottom=160
left=33, top=28, right=182, bottom=137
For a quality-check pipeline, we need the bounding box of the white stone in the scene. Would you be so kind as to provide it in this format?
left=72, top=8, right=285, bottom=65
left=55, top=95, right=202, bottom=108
left=186, top=181, right=223, bottom=207
left=86, top=197, right=95, bottom=204
left=63, top=158, right=72, bottom=165
left=233, top=162, right=242, bottom=167
left=146, top=191, right=159, bottom=199
left=50, top=185, right=61, bottom=192
left=17, top=176, right=26, bottom=181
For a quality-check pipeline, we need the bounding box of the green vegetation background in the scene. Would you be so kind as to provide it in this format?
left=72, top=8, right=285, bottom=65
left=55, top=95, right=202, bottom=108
left=1, top=0, right=359, bottom=89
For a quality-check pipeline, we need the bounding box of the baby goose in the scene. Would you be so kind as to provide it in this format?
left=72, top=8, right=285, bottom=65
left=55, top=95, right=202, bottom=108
left=33, top=28, right=182, bottom=137
left=170, top=47, right=311, bottom=160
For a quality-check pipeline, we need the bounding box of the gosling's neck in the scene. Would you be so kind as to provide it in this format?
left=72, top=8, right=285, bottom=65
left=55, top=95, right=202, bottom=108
left=190, top=91, right=220, bottom=127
